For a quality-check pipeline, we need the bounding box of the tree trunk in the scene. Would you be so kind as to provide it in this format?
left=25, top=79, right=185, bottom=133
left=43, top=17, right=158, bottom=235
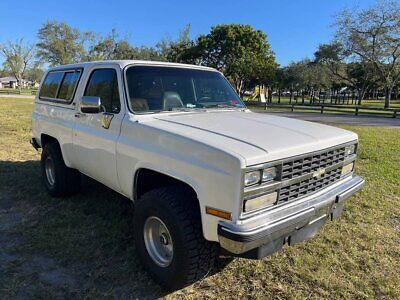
left=289, top=88, right=293, bottom=104
left=278, top=89, right=281, bottom=104
left=18, top=75, right=23, bottom=93
left=357, top=89, right=363, bottom=106
left=384, top=86, right=393, bottom=109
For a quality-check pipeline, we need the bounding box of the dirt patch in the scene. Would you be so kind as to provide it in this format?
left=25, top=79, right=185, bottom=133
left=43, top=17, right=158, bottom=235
left=0, top=188, right=167, bottom=299
left=0, top=194, right=80, bottom=298
left=0, top=196, right=76, bottom=297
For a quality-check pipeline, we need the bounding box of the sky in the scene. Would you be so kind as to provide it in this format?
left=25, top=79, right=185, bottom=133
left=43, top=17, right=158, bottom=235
left=0, top=0, right=377, bottom=66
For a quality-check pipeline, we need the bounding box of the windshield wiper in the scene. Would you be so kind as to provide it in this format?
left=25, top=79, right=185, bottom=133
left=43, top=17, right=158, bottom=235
left=202, top=103, right=243, bottom=109
left=159, top=107, right=198, bottom=113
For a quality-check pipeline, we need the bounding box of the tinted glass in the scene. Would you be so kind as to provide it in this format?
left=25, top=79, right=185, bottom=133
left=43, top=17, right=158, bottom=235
left=84, top=69, right=120, bottom=113
left=58, top=71, right=81, bottom=101
left=126, top=66, right=244, bottom=112
left=39, top=72, right=64, bottom=99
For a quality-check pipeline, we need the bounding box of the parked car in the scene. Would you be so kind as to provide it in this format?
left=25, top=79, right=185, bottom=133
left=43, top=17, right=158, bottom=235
left=31, top=60, right=364, bottom=289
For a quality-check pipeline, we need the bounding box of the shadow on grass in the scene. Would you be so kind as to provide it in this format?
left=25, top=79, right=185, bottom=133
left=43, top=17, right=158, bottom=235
left=0, top=160, right=232, bottom=298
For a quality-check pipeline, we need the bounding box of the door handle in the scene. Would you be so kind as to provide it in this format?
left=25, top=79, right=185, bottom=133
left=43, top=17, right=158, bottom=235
left=101, top=112, right=114, bottom=129
left=74, top=112, right=85, bottom=118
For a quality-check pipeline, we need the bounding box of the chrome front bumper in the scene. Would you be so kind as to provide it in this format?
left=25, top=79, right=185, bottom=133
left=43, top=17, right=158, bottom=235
left=218, top=175, right=364, bottom=257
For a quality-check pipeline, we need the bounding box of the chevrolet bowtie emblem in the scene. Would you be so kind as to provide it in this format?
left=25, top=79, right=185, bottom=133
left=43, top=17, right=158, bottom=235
left=313, top=168, right=326, bottom=178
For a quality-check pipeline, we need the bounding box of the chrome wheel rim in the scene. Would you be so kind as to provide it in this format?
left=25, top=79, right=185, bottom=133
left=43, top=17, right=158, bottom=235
left=143, top=216, right=173, bottom=267
left=44, top=156, right=56, bottom=186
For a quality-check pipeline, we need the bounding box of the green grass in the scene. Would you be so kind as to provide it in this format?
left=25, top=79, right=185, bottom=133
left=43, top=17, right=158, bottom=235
left=0, top=97, right=399, bottom=298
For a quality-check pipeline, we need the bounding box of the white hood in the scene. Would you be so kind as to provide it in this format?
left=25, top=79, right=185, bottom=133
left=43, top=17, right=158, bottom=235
left=142, top=110, right=357, bottom=166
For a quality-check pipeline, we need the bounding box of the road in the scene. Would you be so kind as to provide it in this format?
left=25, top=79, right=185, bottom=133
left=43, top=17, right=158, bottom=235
left=258, top=111, right=400, bottom=127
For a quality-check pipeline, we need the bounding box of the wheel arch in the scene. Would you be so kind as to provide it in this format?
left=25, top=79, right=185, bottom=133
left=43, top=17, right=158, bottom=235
left=134, top=168, right=199, bottom=203
left=40, top=133, right=59, bottom=148
left=133, top=167, right=216, bottom=242
left=40, top=133, right=73, bottom=167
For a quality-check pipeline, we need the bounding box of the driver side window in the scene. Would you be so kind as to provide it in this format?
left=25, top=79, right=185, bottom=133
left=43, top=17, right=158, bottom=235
left=84, top=68, right=121, bottom=113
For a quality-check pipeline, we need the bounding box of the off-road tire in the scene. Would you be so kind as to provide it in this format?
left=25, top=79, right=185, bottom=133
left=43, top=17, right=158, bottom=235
left=41, top=142, right=81, bottom=197
left=133, top=186, right=218, bottom=290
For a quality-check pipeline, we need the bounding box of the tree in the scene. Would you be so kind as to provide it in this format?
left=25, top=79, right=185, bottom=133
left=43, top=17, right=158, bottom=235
left=315, top=43, right=375, bottom=104
left=25, top=62, right=44, bottom=84
left=179, top=24, right=277, bottom=96
left=0, top=38, right=35, bottom=90
left=87, top=28, right=122, bottom=60
left=36, top=21, right=92, bottom=66
left=158, top=24, right=197, bottom=63
left=282, top=60, right=331, bottom=103
left=335, top=1, right=400, bottom=108
left=88, top=28, right=164, bottom=61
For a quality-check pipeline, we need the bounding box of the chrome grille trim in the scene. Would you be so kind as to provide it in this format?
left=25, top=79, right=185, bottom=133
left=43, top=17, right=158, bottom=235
left=281, top=146, right=346, bottom=180
left=243, top=157, right=354, bottom=201
left=277, top=145, right=347, bottom=204
left=241, top=141, right=358, bottom=218
left=278, top=168, right=342, bottom=203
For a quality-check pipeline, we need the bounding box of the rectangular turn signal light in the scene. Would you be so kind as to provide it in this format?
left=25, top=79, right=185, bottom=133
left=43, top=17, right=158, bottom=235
left=206, top=207, right=232, bottom=220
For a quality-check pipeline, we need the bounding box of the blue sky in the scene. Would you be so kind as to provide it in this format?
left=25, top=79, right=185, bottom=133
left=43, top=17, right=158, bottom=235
left=1, top=0, right=376, bottom=66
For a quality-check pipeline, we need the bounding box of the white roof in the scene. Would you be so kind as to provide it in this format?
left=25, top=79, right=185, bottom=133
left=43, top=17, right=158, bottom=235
left=0, top=76, right=18, bottom=82
left=49, top=60, right=217, bottom=72
left=0, top=76, right=30, bottom=83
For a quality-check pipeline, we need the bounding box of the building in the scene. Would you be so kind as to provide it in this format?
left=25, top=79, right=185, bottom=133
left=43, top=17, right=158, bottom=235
left=0, top=76, right=32, bottom=89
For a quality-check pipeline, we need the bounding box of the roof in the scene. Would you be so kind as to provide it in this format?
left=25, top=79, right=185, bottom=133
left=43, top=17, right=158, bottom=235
left=0, top=77, right=30, bottom=83
left=48, top=60, right=217, bottom=72
left=0, top=76, right=18, bottom=82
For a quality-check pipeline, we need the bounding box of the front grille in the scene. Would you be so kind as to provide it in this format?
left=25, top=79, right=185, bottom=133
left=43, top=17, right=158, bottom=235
left=281, top=146, right=346, bottom=180
left=278, top=168, right=342, bottom=203
left=278, top=146, right=346, bottom=204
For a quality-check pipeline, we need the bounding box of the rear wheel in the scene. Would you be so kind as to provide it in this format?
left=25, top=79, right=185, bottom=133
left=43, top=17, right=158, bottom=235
left=41, top=142, right=81, bottom=197
left=133, top=186, right=218, bottom=290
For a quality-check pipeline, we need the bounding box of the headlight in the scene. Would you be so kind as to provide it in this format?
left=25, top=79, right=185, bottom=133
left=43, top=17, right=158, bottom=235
left=244, top=166, right=278, bottom=187
left=243, top=192, right=277, bottom=212
left=262, top=167, right=277, bottom=182
left=341, top=162, right=354, bottom=176
left=344, top=144, right=356, bottom=157
left=244, top=171, right=261, bottom=186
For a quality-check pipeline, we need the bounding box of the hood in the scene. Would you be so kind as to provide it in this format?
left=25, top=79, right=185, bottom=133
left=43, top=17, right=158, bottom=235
left=141, top=110, right=357, bottom=166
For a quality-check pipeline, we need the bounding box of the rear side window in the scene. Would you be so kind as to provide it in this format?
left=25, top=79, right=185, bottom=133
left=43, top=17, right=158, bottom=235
left=39, top=69, right=81, bottom=102
left=39, top=72, right=64, bottom=99
left=84, top=69, right=120, bottom=113
left=58, top=71, right=81, bottom=101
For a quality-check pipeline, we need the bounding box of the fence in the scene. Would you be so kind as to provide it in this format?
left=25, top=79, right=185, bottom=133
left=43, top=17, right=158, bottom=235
left=245, top=101, right=400, bottom=119
left=0, top=89, right=37, bottom=95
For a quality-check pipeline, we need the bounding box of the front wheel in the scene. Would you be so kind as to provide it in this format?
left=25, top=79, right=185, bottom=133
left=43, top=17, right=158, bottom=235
left=133, top=186, right=218, bottom=290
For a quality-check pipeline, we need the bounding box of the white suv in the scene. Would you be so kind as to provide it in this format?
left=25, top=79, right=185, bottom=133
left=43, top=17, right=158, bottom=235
left=31, top=60, right=364, bottom=289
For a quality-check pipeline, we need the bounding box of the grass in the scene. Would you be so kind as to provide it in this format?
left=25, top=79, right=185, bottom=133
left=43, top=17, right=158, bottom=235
left=0, top=97, right=399, bottom=298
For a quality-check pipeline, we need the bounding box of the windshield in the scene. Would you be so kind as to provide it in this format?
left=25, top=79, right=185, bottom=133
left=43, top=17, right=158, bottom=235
left=125, top=66, right=245, bottom=113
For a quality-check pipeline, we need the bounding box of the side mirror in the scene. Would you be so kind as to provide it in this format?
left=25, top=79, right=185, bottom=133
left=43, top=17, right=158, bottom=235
left=81, top=96, right=101, bottom=114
